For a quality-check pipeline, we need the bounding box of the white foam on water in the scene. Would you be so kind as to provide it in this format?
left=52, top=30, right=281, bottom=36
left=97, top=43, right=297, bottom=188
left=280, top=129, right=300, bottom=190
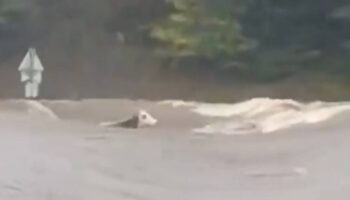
left=160, top=98, right=303, bottom=117
left=245, top=166, right=308, bottom=178
left=162, top=98, right=350, bottom=134
left=159, top=100, right=197, bottom=108
left=0, top=100, right=60, bottom=120
left=25, top=100, right=60, bottom=120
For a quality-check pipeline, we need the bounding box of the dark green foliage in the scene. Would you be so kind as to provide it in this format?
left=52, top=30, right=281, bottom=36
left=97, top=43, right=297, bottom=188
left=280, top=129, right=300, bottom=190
left=150, top=0, right=247, bottom=58
left=150, top=0, right=350, bottom=80
left=1, top=0, right=350, bottom=99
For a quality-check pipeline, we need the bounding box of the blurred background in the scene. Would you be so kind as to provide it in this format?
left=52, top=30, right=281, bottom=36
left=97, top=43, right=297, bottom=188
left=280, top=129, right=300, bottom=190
left=0, top=0, right=350, bottom=101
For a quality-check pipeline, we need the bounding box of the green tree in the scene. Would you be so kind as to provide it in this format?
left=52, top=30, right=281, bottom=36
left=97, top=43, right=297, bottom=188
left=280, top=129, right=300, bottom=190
left=150, top=0, right=247, bottom=59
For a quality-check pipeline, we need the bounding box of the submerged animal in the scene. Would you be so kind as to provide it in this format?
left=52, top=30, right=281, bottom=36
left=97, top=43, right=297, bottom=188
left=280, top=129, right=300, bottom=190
left=100, top=110, right=158, bottom=128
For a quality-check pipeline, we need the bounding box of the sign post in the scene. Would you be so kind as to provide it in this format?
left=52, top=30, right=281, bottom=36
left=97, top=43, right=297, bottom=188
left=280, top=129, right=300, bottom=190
left=18, top=48, right=44, bottom=99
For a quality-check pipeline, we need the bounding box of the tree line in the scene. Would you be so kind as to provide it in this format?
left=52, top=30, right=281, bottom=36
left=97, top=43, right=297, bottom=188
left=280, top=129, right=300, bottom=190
left=0, top=0, right=349, bottom=99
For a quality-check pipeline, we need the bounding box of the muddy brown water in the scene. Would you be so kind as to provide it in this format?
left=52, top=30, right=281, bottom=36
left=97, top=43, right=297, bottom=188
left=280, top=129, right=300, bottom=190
left=0, top=99, right=350, bottom=200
